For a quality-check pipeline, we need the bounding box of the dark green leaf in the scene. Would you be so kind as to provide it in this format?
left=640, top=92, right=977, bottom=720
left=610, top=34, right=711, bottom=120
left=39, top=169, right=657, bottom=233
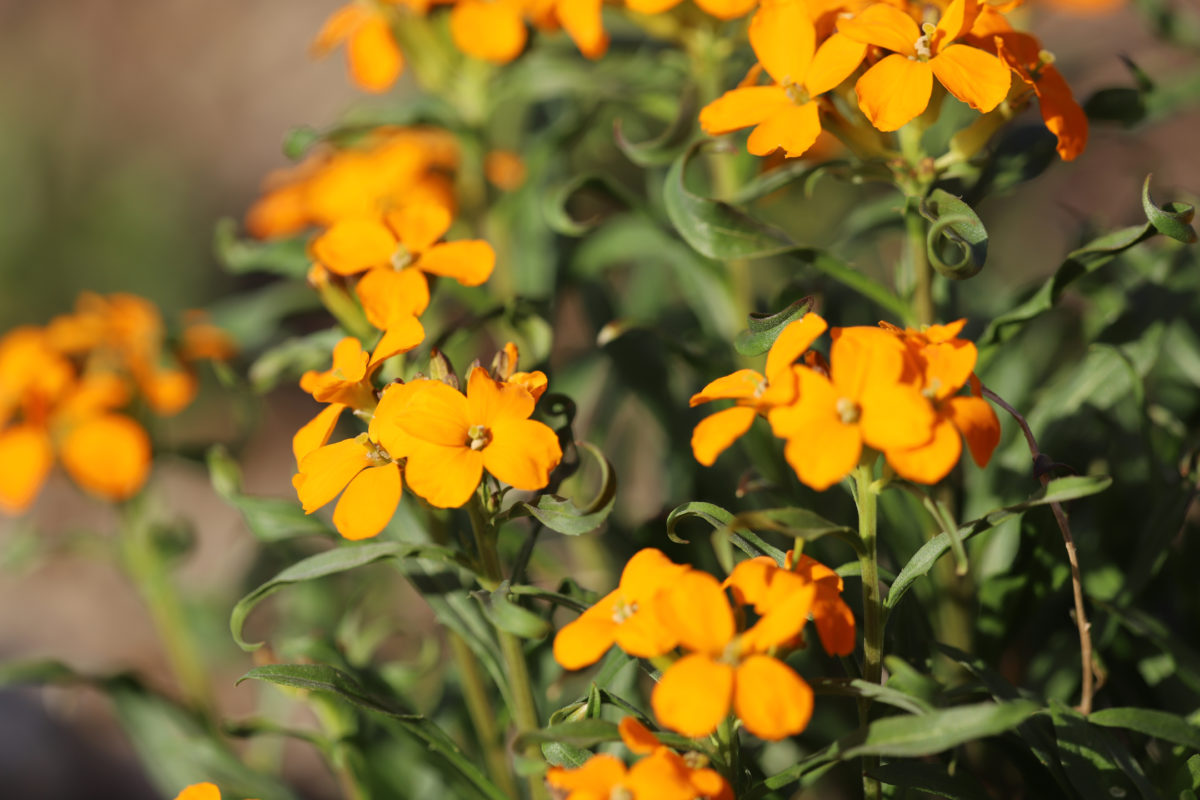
left=886, top=476, right=1112, bottom=610
left=514, top=719, right=621, bottom=749
left=1089, top=707, right=1200, bottom=751
left=725, top=507, right=861, bottom=557
left=231, top=541, right=465, bottom=650
left=504, top=441, right=616, bottom=535
left=836, top=701, right=1039, bottom=759
left=213, top=218, right=311, bottom=278
left=920, top=189, right=987, bottom=279
left=544, top=174, right=642, bottom=236
left=484, top=581, right=552, bottom=640
left=666, top=501, right=735, bottom=544
left=868, top=762, right=992, bottom=800
left=614, top=89, right=697, bottom=167
left=809, top=677, right=934, bottom=715
left=1084, top=87, right=1147, bottom=127
left=1142, top=174, right=1198, bottom=243
left=734, top=296, right=814, bottom=356
left=241, top=664, right=509, bottom=800
left=1050, top=702, right=1160, bottom=800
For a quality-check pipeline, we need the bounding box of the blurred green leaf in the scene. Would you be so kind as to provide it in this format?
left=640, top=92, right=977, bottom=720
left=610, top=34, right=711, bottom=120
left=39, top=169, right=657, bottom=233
left=241, top=664, right=509, bottom=800
left=248, top=328, right=344, bottom=394
left=734, top=296, right=814, bottom=357
left=1089, top=707, right=1200, bottom=750
left=515, top=719, right=620, bottom=749
left=867, top=762, right=992, bottom=800
left=920, top=189, right=987, bottom=279
left=1142, top=174, right=1198, bottom=244
left=484, top=581, right=552, bottom=640
left=809, top=677, right=934, bottom=715
left=208, top=445, right=335, bottom=542
left=614, top=88, right=697, bottom=167
left=544, top=174, right=641, bottom=237
left=1084, top=88, right=1147, bottom=127
left=887, top=476, right=1113, bottom=611
left=231, top=541, right=466, bottom=650
left=213, top=218, right=310, bottom=278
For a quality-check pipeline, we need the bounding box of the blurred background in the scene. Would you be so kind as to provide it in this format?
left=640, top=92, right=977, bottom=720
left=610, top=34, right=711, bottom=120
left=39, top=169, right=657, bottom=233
left=0, top=0, right=1195, bottom=797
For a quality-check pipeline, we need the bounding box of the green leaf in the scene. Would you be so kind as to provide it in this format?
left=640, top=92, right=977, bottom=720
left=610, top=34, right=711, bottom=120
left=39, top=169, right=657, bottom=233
left=503, top=441, right=616, bottom=535
left=1084, top=87, right=1147, bottom=127
left=725, top=507, right=861, bottom=556
left=733, top=296, right=814, bottom=357
left=544, top=174, right=642, bottom=237
left=514, top=719, right=621, bottom=749
left=542, top=741, right=593, bottom=769
left=248, top=329, right=345, bottom=394
left=728, top=159, right=880, bottom=205
left=1142, top=174, right=1198, bottom=243
left=614, top=89, right=697, bottom=167
left=241, top=664, right=509, bottom=800
left=1089, top=707, right=1200, bottom=751
left=838, top=701, right=1040, bottom=759
left=484, top=581, right=553, bottom=640
left=0, top=659, right=82, bottom=686
left=208, top=445, right=335, bottom=542
left=809, top=677, right=934, bottom=715
left=886, top=476, right=1113, bottom=610
left=867, top=762, right=993, bottom=800
left=666, top=501, right=735, bottom=544
left=919, top=189, right=987, bottom=279
left=213, top=218, right=311, bottom=278
left=1050, top=702, right=1160, bottom=800
left=231, top=541, right=465, bottom=650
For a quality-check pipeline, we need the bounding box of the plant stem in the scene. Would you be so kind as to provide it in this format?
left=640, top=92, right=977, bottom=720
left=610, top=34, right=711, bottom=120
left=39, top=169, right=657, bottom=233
left=905, top=201, right=934, bottom=327
left=118, top=497, right=213, bottom=714
left=467, top=496, right=549, bottom=800
left=982, top=387, right=1095, bottom=714
left=448, top=631, right=519, bottom=798
left=853, top=463, right=883, bottom=800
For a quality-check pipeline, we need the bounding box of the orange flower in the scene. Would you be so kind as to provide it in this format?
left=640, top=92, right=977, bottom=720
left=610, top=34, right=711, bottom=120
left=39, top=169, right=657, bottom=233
left=546, top=717, right=732, bottom=800
left=652, top=569, right=816, bottom=740
left=838, top=0, right=1011, bottom=131
left=690, top=312, right=828, bottom=466
left=293, top=380, right=420, bottom=539
left=554, top=548, right=691, bottom=669
left=450, top=0, right=536, bottom=63
left=383, top=366, right=562, bottom=508
left=484, top=150, right=527, bottom=190
left=876, top=320, right=1001, bottom=483
left=767, top=325, right=937, bottom=490
left=313, top=2, right=405, bottom=92
left=700, top=1, right=866, bottom=157
left=992, top=33, right=1088, bottom=161
left=172, top=783, right=259, bottom=800
left=788, top=551, right=855, bottom=656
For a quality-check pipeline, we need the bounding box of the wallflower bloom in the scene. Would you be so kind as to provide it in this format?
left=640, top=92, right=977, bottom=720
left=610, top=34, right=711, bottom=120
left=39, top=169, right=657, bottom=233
left=877, top=320, right=1001, bottom=483
left=384, top=366, right=562, bottom=508
left=767, top=325, right=936, bottom=490
left=838, top=0, right=1011, bottom=131
left=700, top=1, right=866, bottom=157
left=173, top=783, right=259, bottom=800
left=790, top=552, right=855, bottom=656
left=652, top=568, right=816, bottom=740
left=992, top=33, right=1088, bottom=160
left=313, top=2, right=406, bottom=92
left=690, top=312, right=828, bottom=466
left=547, top=717, right=732, bottom=800
left=554, top=547, right=690, bottom=669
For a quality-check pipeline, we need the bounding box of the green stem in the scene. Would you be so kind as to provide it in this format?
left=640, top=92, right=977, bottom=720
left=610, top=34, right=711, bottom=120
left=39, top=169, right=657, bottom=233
left=905, top=201, right=934, bottom=327
left=118, top=497, right=213, bottom=714
left=467, top=496, right=549, bottom=800
left=854, top=463, right=883, bottom=800
left=448, top=632, right=519, bottom=798
left=315, top=278, right=373, bottom=341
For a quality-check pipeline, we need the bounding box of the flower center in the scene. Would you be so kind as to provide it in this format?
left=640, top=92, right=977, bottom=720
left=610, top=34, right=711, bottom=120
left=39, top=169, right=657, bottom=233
left=357, top=432, right=393, bottom=466
left=913, top=22, right=935, bottom=61
left=783, top=80, right=811, bottom=105
left=683, top=752, right=709, bottom=769
left=612, top=600, right=638, bottom=624
left=836, top=397, right=861, bottom=425
left=921, top=377, right=943, bottom=400
left=468, top=424, right=492, bottom=451
left=391, top=244, right=414, bottom=270
left=609, top=788, right=634, bottom=800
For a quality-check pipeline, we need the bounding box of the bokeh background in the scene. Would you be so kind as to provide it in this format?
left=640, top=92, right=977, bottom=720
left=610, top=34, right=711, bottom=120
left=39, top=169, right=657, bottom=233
left=0, top=1, right=1196, bottom=797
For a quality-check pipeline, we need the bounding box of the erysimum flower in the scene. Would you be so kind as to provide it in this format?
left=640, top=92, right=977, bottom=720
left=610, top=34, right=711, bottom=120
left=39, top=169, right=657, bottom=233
left=699, top=1, right=866, bottom=157
left=768, top=325, right=937, bottom=490
left=652, top=568, right=816, bottom=740
left=313, top=1, right=407, bottom=92
left=384, top=366, right=562, bottom=508
left=554, top=547, right=691, bottom=669
left=689, top=312, right=828, bottom=466
left=547, top=717, right=732, bottom=800
left=173, top=783, right=259, bottom=800
left=876, top=320, right=1001, bottom=483
left=992, top=33, right=1088, bottom=161
left=789, top=552, right=855, bottom=655
left=838, top=0, right=1011, bottom=131
left=450, top=0, right=561, bottom=63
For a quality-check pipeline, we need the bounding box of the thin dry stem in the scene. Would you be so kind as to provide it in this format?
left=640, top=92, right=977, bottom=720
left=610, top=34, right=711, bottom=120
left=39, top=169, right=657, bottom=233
left=983, top=386, right=1095, bottom=714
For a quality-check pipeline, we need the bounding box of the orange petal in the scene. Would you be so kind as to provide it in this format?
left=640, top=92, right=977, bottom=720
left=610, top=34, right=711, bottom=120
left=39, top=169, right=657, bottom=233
left=657, top=571, right=734, bottom=655
left=652, top=654, right=735, bottom=738
left=691, top=406, right=757, bottom=467
left=884, top=414, right=960, bottom=484
left=348, top=15, right=405, bottom=92
left=396, top=379, right=471, bottom=447
left=932, top=0, right=981, bottom=50
left=612, top=603, right=680, bottom=658
left=356, top=267, right=431, bottom=329
left=780, top=416, right=861, bottom=492
left=767, top=366, right=836, bottom=438
left=734, top=655, right=813, bottom=740
left=829, top=326, right=905, bottom=401
left=293, top=403, right=347, bottom=464
left=946, top=394, right=1000, bottom=467
left=922, top=340, right=977, bottom=400
left=622, top=749, right=699, bottom=800
left=749, top=0, right=815, bottom=87
left=1037, top=67, right=1089, bottom=161
left=618, top=717, right=661, bottom=755
left=694, top=0, right=756, bottom=20
left=139, top=368, right=197, bottom=416
left=689, top=369, right=764, bottom=406
left=626, top=0, right=683, bottom=13
left=699, top=86, right=792, bottom=137
left=740, top=579, right=815, bottom=653
left=930, top=44, right=1011, bottom=114
left=836, top=3, right=920, bottom=55
left=813, top=595, right=856, bottom=656
left=173, top=783, right=222, bottom=800
left=804, top=33, right=868, bottom=97
left=313, top=5, right=368, bottom=55
left=855, top=54, right=933, bottom=132
left=554, top=598, right=618, bottom=669
left=368, top=315, right=426, bottom=369
left=384, top=203, right=452, bottom=253
left=484, top=417, right=562, bottom=491
left=370, top=381, right=426, bottom=458
left=331, top=336, right=370, bottom=382
left=859, top=381, right=936, bottom=452
left=415, top=240, right=495, bottom=286
left=508, top=371, right=548, bottom=402
left=557, top=0, right=610, bottom=59
left=450, top=0, right=528, bottom=63
left=467, top=366, right=534, bottom=426
left=765, top=313, right=827, bottom=379
left=312, top=219, right=396, bottom=275
left=546, top=753, right=625, bottom=795
left=60, top=415, right=151, bottom=501
left=296, top=438, right=372, bottom=513
left=0, top=424, right=54, bottom=514
left=403, top=440, right=484, bottom=508
left=332, top=463, right=401, bottom=540
left=618, top=548, right=690, bottom=601
left=748, top=101, right=823, bottom=158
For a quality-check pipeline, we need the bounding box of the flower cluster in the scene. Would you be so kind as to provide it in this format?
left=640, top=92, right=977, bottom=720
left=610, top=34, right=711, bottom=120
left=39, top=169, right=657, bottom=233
left=699, top=0, right=1087, bottom=160
left=554, top=547, right=853, bottom=740
left=0, top=293, right=231, bottom=513
left=547, top=716, right=732, bottom=800
left=691, top=312, right=1001, bottom=490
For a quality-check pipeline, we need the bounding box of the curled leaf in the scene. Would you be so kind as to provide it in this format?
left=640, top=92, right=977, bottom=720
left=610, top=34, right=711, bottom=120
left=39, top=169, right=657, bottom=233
left=734, top=297, right=814, bottom=357
left=919, top=190, right=987, bottom=280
